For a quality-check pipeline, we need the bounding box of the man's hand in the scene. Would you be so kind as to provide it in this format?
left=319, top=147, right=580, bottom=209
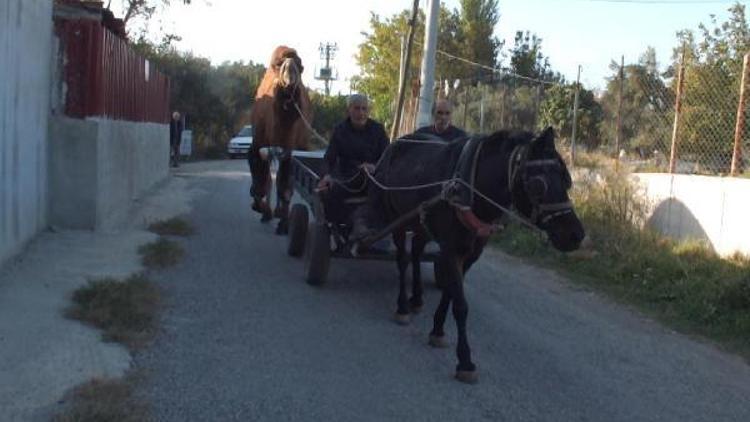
left=359, top=163, right=376, bottom=173
left=316, top=175, right=332, bottom=192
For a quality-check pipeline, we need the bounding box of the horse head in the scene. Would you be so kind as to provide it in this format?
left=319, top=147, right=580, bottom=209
left=511, top=128, right=584, bottom=251
left=473, top=127, right=584, bottom=252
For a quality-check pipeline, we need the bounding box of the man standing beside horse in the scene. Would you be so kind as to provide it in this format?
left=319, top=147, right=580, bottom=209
left=414, top=99, right=466, bottom=142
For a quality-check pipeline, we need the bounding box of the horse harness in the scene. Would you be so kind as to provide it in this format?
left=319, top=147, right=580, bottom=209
left=445, top=135, right=575, bottom=237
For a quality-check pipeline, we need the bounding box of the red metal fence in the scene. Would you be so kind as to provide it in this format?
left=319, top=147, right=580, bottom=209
left=55, top=19, right=169, bottom=123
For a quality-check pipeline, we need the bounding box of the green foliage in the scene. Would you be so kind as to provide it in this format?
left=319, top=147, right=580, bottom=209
left=455, top=0, right=502, bottom=80
left=109, top=0, right=192, bottom=26
left=539, top=83, right=603, bottom=148
left=671, top=3, right=750, bottom=172
left=509, top=31, right=560, bottom=83
left=309, top=92, right=347, bottom=149
left=493, top=169, right=750, bottom=355
left=598, top=48, right=673, bottom=158
left=132, top=38, right=266, bottom=158
left=356, top=1, right=502, bottom=126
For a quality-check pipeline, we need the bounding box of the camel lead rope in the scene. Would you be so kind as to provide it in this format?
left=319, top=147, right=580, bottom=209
left=293, top=101, right=329, bottom=145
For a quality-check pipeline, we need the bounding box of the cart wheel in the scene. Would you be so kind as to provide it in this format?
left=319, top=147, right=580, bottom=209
left=305, top=222, right=330, bottom=286
left=287, top=204, right=309, bottom=257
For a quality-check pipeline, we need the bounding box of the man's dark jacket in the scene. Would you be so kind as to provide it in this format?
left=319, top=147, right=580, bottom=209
left=323, top=118, right=389, bottom=179
left=170, top=119, right=183, bottom=146
left=414, top=124, right=466, bottom=142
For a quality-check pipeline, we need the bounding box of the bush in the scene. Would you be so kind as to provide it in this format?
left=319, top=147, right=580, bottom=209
left=493, top=167, right=750, bottom=355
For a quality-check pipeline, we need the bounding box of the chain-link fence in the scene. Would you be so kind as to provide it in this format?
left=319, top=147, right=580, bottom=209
left=399, top=75, right=554, bottom=137
left=397, top=54, right=750, bottom=178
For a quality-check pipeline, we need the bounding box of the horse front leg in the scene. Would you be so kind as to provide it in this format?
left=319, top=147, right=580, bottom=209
left=393, top=229, right=411, bottom=325
left=409, top=229, right=427, bottom=313
left=431, top=249, right=477, bottom=383
left=449, top=276, right=477, bottom=383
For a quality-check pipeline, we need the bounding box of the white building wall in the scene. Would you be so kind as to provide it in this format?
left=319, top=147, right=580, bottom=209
left=0, top=1, right=53, bottom=264
left=634, top=173, right=750, bottom=257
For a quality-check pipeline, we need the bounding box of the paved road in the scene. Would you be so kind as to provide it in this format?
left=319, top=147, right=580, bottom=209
left=136, top=160, right=750, bottom=422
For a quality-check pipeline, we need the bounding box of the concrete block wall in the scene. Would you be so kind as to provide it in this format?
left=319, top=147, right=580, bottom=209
left=0, top=1, right=53, bottom=264
left=49, top=117, right=169, bottom=231
left=634, top=173, right=750, bottom=257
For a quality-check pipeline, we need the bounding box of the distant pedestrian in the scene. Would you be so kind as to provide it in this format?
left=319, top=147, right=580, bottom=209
left=170, top=111, right=183, bottom=167
left=413, top=99, right=466, bottom=142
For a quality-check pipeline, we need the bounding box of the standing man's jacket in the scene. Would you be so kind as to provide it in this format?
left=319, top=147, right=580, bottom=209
left=413, top=124, right=466, bottom=142
left=170, top=119, right=183, bottom=146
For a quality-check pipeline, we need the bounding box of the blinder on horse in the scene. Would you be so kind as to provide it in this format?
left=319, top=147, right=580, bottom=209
left=510, top=146, right=575, bottom=227
left=447, top=131, right=575, bottom=234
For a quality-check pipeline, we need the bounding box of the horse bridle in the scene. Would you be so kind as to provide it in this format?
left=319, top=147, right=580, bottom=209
left=507, top=144, right=574, bottom=226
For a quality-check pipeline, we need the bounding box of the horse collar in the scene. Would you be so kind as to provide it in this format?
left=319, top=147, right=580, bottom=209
left=452, top=136, right=485, bottom=209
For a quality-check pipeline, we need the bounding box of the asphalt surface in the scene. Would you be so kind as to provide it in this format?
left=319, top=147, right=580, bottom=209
left=136, top=159, right=750, bottom=422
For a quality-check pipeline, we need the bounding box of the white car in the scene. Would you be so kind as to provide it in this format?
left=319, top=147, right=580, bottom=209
left=227, top=125, right=253, bottom=158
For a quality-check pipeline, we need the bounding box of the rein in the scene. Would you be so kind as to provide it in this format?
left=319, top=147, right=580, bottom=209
left=353, top=137, right=549, bottom=238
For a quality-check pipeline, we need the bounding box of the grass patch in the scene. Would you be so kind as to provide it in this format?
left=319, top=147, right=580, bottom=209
left=493, top=168, right=750, bottom=357
left=138, top=237, right=184, bottom=269
left=66, top=274, right=160, bottom=350
left=52, top=376, right=148, bottom=422
left=147, top=217, right=195, bottom=237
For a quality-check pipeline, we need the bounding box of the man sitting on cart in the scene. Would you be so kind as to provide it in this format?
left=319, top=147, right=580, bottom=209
left=317, top=94, right=389, bottom=239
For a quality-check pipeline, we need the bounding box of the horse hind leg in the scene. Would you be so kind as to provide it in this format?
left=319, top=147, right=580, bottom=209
left=393, top=229, right=411, bottom=325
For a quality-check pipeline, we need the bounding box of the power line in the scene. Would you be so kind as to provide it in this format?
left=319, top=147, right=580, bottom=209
left=433, top=48, right=560, bottom=86
left=584, top=0, right=731, bottom=4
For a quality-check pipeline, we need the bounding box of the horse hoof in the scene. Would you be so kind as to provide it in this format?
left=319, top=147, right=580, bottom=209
left=455, top=370, right=478, bottom=384
left=410, top=304, right=423, bottom=314
left=260, top=212, right=272, bottom=223
left=275, top=222, right=288, bottom=235
left=428, top=334, right=448, bottom=348
left=393, top=313, right=411, bottom=326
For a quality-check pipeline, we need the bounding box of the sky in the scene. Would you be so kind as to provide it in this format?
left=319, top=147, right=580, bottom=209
left=118, top=0, right=746, bottom=92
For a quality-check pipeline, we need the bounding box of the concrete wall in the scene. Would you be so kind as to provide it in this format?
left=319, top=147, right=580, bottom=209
left=633, top=173, right=750, bottom=257
left=49, top=117, right=169, bottom=231
left=0, top=1, right=53, bottom=264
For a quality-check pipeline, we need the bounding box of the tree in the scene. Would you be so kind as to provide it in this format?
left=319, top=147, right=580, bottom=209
left=508, top=31, right=560, bottom=83
left=670, top=3, right=750, bottom=171
left=309, top=93, right=348, bottom=148
left=456, top=0, right=502, bottom=81
left=539, top=83, right=603, bottom=148
left=133, top=37, right=267, bottom=157
left=105, top=0, right=192, bottom=26
left=598, top=48, right=674, bottom=156
left=356, top=1, right=502, bottom=126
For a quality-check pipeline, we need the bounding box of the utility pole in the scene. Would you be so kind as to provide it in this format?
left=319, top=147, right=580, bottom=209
left=416, top=0, right=440, bottom=129
left=570, top=65, right=581, bottom=166
left=315, top=42, right=338, bottom=96
left=390, top=0, right=420, bottom=140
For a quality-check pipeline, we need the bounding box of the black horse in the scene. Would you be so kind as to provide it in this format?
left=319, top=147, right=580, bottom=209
left=363, top=127, right=585, bottom=383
